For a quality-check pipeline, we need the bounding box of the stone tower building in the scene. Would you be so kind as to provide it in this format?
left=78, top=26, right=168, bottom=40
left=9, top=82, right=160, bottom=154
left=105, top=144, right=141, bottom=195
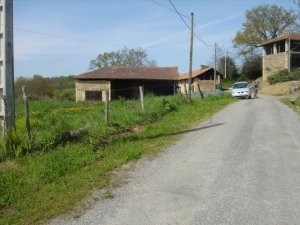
left=260, top=34, right=300, bottom=82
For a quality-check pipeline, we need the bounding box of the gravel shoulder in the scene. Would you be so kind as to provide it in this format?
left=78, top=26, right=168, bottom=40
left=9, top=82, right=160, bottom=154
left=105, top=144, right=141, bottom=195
left=50, top=95, right=300, bottom=225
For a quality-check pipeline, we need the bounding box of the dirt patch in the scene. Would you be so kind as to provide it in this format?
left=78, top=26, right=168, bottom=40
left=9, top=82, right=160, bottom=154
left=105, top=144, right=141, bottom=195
left=0, top=161, right=18, bottom=170
left=261, top=81, right=300, bottom=96
left=94, top=125, right=145, bottom=150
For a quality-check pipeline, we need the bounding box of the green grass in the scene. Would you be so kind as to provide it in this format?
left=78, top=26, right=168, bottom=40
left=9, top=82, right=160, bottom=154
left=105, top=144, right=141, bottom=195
left=0, top=94, right=236, bottom=224
left=281, top=96, right=300, bottom=114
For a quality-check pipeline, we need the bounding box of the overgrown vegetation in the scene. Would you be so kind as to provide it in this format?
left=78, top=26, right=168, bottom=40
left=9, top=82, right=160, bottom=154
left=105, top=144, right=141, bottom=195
left=14, top=75, right=75, bottom=100
left=240, top=55, right=262, bottom=80
left=267, top=69, right=300, bottom=84
left=0, top=94, right=236, bottom=224
left=221, top=79, right=235, bottom=89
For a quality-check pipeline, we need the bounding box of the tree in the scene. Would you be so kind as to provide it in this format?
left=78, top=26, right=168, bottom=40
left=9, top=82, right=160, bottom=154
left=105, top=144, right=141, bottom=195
left=240, top=55, right=262, bottom=80
left=15, top=75, right=54, bottom=98
left=89, top=47, right=157, bottom=70
left=233, top=4, right=298, bottom=56
left=217, top=55, right=239, bottom=80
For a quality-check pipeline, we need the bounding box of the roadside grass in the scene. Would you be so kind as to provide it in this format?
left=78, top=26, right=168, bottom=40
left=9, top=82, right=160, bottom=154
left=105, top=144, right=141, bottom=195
left=0, top=94, right=236, bottom=225
left=281, top=95, right=300, bottom=114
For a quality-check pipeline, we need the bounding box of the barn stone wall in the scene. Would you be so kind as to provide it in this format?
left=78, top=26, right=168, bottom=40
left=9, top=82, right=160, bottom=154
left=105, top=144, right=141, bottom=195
left=75, top=80, right=111, bottom=102
left=178, top=79, right=217, bottom=94
left=263, top=52, right=288, bottom=82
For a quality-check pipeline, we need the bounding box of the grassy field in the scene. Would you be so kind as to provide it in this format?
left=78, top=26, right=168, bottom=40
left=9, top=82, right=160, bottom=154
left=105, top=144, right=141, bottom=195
left=0, top=94, right=236, bottom=225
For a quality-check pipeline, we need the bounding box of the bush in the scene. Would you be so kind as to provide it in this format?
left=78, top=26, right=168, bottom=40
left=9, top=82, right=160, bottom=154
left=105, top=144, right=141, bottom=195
left=0, top=130, right=31, bottom=160
left=291, top=68, right=300, bottom=81
left=267, top=69, right=294, bottom=84
left=53, top=88, right=75, bottom=101
left=0, top=119, right=73, bottom=161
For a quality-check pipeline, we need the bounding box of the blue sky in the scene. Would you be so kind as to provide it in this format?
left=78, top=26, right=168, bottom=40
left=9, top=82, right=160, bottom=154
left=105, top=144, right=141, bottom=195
left=14, top=0, right=297, bottom=78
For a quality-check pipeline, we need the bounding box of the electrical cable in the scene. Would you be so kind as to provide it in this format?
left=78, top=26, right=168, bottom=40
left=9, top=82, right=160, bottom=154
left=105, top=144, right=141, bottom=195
left=15, top=27, right=123, bottom=47
left=167, top=0, right=191, bottom=30
left=193, top=19, right=214, bottom=47
left=149, top=0, right=189, bottom=18
left=167, top=0, right=214, bottom=49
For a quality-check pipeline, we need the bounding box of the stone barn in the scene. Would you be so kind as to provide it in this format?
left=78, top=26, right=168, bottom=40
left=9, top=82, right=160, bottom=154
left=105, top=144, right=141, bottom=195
left=178, top=66, right=223, bottom=94
left=75, top=66, right=179, bottom=102
left=260, top=33, right=300, bottom=82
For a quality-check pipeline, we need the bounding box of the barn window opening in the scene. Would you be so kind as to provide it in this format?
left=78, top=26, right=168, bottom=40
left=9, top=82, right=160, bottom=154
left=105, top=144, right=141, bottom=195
left=85, top=91, right=101, bottom=101
left=277, top=41, right=285, bottom=53
left=291, top=41, right=300, bottom=52
left=291, top=54, right=300, bottom=70
left=265, top=44, right=273, bottom=55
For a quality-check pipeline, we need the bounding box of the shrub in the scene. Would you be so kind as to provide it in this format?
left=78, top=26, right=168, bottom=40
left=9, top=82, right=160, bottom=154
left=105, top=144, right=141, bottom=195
left=291, top=68, right=300, bottom=81
left=267, top=69, right=299, bottom=84
left=53, top=88, right=75, bottom=101
left=0, top=130, right=31, bottom=160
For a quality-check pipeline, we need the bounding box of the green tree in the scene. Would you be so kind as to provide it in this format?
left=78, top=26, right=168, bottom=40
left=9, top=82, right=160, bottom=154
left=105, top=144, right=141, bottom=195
left=89, top=47, right=156, bottom=70
left=233, top=4, right=298, bottom=56
left=15, top=75, right=54, bottom=98
left=241, top=55, right=262, bottom=80
left=217, top=55, right=239, bottom=80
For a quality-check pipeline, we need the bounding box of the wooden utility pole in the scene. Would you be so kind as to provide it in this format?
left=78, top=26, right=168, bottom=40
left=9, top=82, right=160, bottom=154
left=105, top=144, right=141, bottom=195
left=0, top=0, right=15, bottom=132
left=188, top=12, right=194, bottom=103
left=214, top=43, right=217, bottom=91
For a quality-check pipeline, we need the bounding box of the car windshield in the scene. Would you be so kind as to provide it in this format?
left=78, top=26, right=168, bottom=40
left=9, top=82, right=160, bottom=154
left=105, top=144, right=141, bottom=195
left=233, top=83, right=248, bottom=89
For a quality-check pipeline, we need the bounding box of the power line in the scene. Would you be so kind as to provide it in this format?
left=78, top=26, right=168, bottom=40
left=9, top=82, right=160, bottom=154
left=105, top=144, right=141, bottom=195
left=15, top=27, right=123, bottom=47
left=193, top=19, right=214, bottom=47
left=149, top=0, right=189, bottom=19
left=167, top=0, right=214, bottom=49
left=167, top=0, right=191, bottom=30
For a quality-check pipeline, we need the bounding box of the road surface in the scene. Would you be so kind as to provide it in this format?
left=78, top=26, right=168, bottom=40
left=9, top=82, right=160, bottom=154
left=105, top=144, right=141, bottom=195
left=50, top=95, right=300, bottom=225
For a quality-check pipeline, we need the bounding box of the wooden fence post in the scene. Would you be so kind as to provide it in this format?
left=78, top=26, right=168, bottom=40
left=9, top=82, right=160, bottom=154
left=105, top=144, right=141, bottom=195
left=139, top=86, right=145, bottom=112
left=173, top=84, right=176, bottom=96
left=105, top=90, right=109, bottom=124
left=197, top=84, right=204, bottom=99
left=183, top=83, right=188, bottom=99
left=22, top=86, right=31, bottom=139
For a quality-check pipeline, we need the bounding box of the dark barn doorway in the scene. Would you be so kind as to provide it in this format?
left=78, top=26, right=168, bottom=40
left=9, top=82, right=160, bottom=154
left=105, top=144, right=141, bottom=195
left=85, top=91, right=102, bottom=101
left=110, top=80, right=176, bottom=100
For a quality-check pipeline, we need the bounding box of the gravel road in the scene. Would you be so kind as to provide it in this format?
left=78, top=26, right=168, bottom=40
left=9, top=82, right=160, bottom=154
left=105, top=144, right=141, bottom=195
left=50, top=95, right=300, bottom=225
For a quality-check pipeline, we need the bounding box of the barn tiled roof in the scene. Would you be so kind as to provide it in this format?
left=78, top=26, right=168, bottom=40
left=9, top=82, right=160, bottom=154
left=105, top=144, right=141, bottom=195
left=260, top=33, right=300, bottom=46
left=75, top=66, right=179, bottom=81
left=179, top=67, right=223, bottom=80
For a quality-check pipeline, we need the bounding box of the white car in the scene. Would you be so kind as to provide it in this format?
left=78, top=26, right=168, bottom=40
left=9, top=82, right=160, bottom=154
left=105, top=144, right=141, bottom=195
left=231, top=81, right=251, bottom=99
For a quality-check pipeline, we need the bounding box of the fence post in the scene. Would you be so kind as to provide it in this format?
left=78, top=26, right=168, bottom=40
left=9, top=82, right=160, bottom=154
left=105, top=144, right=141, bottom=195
left=22, top=86, right=31, bottom=139
left=197, top=84, right=204, bottom=99
left=139, top=86, right=145, bottom=112
left=183, top=83, right=188, bottom=99
left=173, top=84, right=176, bottom=96
left=104, top=90, right=109, bottom=124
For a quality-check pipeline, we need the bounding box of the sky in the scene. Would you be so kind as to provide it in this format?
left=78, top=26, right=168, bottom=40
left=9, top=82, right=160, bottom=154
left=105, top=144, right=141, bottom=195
left=14, top=0, right=297, bottom=78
